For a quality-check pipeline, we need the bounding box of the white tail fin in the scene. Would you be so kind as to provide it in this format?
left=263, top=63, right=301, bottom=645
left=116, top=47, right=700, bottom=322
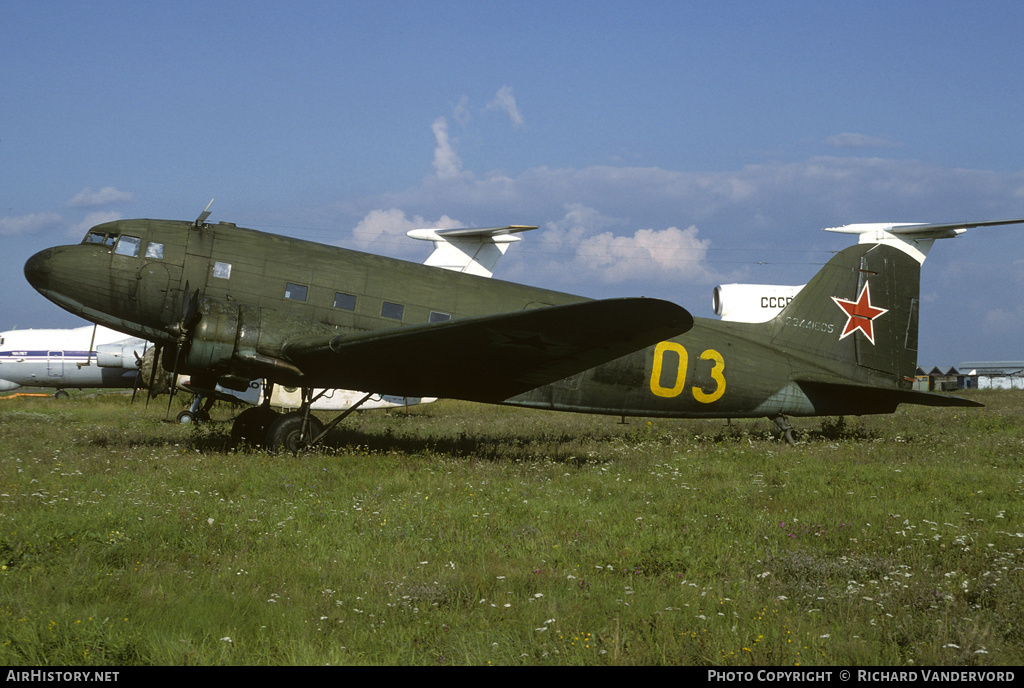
left=407, top=225, right=537, bottom=277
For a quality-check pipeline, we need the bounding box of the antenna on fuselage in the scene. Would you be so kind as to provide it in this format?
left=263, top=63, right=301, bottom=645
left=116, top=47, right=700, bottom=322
left=194, top=198, right=214, bottom=228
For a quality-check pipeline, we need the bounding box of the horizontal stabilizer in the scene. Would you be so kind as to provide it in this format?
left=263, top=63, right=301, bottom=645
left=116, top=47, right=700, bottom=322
left=795, top=378, right=983, bottom=416
left=283, top=298, right=693, bottom=402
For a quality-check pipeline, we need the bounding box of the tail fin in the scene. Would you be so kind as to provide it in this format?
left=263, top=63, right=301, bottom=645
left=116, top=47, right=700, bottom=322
left=772, top=217, right=1024, bottom=404
left=772, top=242, right=921, bottom=387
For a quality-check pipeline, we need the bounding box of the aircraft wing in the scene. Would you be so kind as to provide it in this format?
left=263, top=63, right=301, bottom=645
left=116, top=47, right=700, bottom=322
left=282, top=297, right=692, bottom=402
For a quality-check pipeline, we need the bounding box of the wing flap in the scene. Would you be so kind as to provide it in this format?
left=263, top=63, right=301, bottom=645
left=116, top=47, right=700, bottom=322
left=283, top=298, right=692, bottom=402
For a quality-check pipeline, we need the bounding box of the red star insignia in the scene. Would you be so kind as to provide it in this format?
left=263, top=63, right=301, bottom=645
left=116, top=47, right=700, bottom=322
left=831, top=282, right=888, bottom=344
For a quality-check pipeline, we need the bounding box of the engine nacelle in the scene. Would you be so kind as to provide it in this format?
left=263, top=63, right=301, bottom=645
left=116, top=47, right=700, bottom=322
left=185, top=299, right=240, bottom=372
left=712, top=283, right=805, bottom=323
left=96, top=341, right=145, bottom=369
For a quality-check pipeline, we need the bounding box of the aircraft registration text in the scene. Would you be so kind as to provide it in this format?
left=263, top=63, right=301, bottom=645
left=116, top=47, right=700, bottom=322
left=783, top=316, right=835, bottom=334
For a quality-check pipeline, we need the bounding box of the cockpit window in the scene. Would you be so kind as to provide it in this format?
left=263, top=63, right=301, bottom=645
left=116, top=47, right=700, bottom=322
left=84, top=231, right=116, bottom=247
left=145, top=242, right=164, bottom=259
left=113, top=235, right=141, bottom=257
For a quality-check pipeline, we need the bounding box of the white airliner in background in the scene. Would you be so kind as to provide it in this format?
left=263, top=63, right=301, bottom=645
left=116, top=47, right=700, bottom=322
left=0, top=325, right=147, bottom=397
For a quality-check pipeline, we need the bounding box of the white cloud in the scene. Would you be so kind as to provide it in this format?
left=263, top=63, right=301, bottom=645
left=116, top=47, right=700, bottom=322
left=575, top=225, right=713, bottom=283
left=492, top=204, right=719, bottom=287
left=350, top=208, right=463, bottom=254
left=0, top=212, right=63, bottom=236
left=485, top=86, right=524, bottom=128
left=431, top=117, right=464, bottom=180
left=66, top=186, right=134, bottom=208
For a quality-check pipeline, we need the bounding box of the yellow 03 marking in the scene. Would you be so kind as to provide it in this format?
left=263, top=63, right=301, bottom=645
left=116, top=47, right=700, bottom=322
left=692, top=348, right=726, bottom=403
left=649, top=342, right=726, bottom=403
left=650, top=341, right=688, bottom=398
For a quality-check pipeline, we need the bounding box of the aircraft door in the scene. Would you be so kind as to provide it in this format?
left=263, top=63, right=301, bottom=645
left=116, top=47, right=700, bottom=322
left=47, top=351, right=65, bottom=378
left=136, top=262, right=174, bottom=326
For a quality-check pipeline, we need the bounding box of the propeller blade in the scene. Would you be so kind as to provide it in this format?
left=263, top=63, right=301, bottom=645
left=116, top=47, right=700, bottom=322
left=166, top=287, right=201, bottom=419
left=144, top=343, right=163, bottom=407
left=166, top=371, right=179, bottom=418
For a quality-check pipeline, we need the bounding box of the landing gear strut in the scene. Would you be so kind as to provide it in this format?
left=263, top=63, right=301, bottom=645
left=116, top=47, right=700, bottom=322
left=229, top=383, right=373, bottom=453
left=266, top=411, right=325, bottom=453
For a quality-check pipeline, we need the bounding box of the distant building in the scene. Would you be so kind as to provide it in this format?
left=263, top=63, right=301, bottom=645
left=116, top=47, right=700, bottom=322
left=915, top=366, right=966, bottom=392
left=958, top=361, right=1024, bottom=390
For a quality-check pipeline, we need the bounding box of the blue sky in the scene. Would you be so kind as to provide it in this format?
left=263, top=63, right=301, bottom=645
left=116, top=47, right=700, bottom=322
left=3, top=0, right=1024, bottom=365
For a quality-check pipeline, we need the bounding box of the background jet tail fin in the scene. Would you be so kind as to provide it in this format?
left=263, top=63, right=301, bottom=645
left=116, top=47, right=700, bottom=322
left=407, top=225, right=537, bottom=277
left=771, top=243, right=922, bottom=387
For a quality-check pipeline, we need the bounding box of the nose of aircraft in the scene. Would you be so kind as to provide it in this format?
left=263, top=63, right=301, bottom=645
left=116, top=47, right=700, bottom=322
left=23, top=247, right=54, bottom=292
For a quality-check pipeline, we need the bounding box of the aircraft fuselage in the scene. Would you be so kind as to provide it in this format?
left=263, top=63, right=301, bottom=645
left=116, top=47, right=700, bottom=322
left=22, top=216, right=941, bottom=422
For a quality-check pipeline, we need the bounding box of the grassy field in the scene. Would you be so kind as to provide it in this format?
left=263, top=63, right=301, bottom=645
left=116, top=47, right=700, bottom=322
left=0, top=390, right=1021, bottom=666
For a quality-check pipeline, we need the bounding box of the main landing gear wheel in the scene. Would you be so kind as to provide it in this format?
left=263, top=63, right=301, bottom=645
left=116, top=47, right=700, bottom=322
left=231, top=406, right=280, bottom=448
left=266, top=411, right=325, bottom=453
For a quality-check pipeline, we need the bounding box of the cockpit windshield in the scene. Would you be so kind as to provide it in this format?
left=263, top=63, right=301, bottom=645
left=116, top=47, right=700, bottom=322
left=81, top=231, right=146, bottom=258
left=83, top=230, right=117, bottom=247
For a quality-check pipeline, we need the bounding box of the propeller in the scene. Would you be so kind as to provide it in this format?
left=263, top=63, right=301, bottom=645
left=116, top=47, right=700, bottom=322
left=131, top=348, right=144, bottom=404
left=130, top=341, right=163, bottom=405
left=139, top=343, right=166, bottom=407
left=165, top=281, right=201, bottom=418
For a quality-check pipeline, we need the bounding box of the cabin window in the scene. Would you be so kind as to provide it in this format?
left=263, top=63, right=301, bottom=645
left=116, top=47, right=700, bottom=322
left=114, top=235, right=141, bottom=257
left=333, top=292, right=356, bottom=310
left=213, top=261, right=232, bottom=279
left=285, top=283, right=308, bottom=301
left=145, top=242, right=165, bottom=259
left=429, top=311, right=451, bottom=323
left=381, top=301, right=404, bottom=320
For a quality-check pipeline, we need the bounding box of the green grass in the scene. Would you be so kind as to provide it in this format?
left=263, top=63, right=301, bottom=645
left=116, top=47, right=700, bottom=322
left=1, top=390, right=1022, bottom=665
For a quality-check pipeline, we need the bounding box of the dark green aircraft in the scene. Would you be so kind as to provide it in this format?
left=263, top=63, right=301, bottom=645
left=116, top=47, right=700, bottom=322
left=23, top=207, right=1024, bottom=449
